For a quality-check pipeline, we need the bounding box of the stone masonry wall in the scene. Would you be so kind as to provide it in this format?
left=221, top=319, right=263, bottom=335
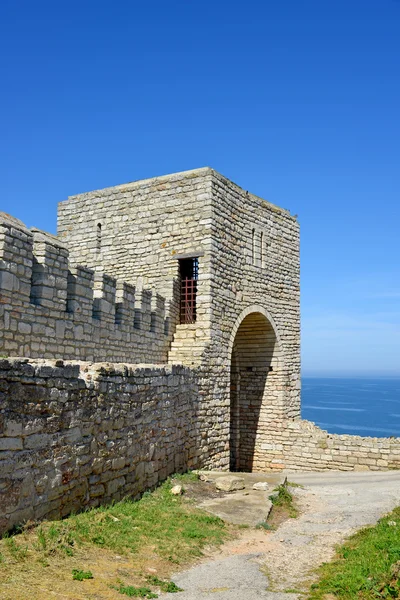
left=253, top=418, right=400, bottom=472
left=1, top=357, right=399, bottom=535
left=0, top=213, right=172, bottom=363
left=0, top=358, right=200, bottom=534
left=209, top=171, right=301, bottom=416
left=172, top=170, right=301, bottom=473
left=57, top=168, right=215, bottom=349
left=1, top=167, right=398, bottom=536
left=166, top=170, right=301, bottom=473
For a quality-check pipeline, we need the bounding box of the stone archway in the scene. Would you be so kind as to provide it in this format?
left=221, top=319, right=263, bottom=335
left=229, top=309, right=282, bottom=472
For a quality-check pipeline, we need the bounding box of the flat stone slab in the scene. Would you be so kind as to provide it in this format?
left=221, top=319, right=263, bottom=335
left=197, top=471, right=286, bottom=488
left=199, top=492, right=273, bottom=526
left=195, top=471, right=286, bottom=526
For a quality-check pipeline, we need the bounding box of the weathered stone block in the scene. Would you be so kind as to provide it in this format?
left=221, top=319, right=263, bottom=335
left=24, top=434, right=51, bottom=450
left=106, top=476, right=125, bottom=496
left=215, top=476, right=245, bottom=492
left=0, top=437, right=23, bottom=451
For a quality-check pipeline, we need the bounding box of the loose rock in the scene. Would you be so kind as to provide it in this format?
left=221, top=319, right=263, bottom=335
left=215, top=476, right=245, bottom=492
left=252, top=482, right=269, bottom=491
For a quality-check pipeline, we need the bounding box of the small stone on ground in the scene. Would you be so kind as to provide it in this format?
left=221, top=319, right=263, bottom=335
left=215, top=476, right=245, bottom=492
left=253, top=482, right=269, bottom=491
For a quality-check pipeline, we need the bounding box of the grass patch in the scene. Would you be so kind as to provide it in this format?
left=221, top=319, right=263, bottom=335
left=146, top=575, right=183, bottom=592
left=1, top=475, right=227, bottom=564
left=170, top=470, right=199, bottom=484
left=308, top=506, right=400, bottom=599
left=0, top=473, right=231, bottom=598
left=266, top=481, right=300, bottom=530
left=269, top=484, right=298, bottom=518
left=72, top=568, right=94, bottom=581
left=287, top=480, right=305, bottom=489
left=113, top=583, right=158, bottom=598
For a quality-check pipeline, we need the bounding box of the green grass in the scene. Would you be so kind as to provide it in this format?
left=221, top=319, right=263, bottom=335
left=63, top=478, right=226, bottom=563
left=0, top=474, right=229, bottom=586
left=170, top=471, right=199, bottom=484
left=145, top=575, right=183, bottom=592
left=113, top=583, right=158, bottom=598
left=269, top=484, right=298, bottom=518
left=287, top=480, right=305, bottom=489
left=308, top=507, right=400, bottom=599
left=3, top=535, right=28, bottom=561
left=72, top=568, right=93, bottom=581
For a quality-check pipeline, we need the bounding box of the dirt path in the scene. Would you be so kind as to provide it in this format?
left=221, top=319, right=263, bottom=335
left=160, top=471, right=400, bottom=599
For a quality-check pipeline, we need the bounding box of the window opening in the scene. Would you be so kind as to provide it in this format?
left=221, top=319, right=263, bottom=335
left=164, top=317, right=170, bottom=336
left=251, top=229, right=255, bottom=265
left=96, top=223, right=102, bottom=251
left=179, top=257, right=199, bottom=324
left=260, top=231, right=264, bottom=268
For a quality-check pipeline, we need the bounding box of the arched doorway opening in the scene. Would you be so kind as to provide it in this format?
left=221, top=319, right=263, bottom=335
left=230, top=311, right=279, bottom=472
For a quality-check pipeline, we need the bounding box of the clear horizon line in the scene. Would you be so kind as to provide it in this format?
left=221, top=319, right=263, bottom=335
left=302, top=373, right=400, bottom=379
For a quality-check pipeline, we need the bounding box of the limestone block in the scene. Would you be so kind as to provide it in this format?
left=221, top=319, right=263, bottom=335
left=0, top=270, right=18, bottom=292
left=106, top=476, right=125, bottom=496
left=18, top=322, right=31, bottom=335
left=24, top=434, right=51, bottom=450
left=215, top=476, right=245, bottom=492
left=5, top=421, right=23, bottom=436
left=90, top=484, right=105, bottom=498
left=0, top=437, right=23, bottom=451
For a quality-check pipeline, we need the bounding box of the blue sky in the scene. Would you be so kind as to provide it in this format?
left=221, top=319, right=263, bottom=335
left=1, top=0, right=399, bottom=376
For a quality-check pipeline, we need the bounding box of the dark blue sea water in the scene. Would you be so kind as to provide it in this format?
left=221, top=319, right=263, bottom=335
left=301, top=377, right=400, bottom=438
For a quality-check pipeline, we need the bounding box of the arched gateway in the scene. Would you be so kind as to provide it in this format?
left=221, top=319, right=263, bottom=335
left=229, top=308, right=283, bottom=472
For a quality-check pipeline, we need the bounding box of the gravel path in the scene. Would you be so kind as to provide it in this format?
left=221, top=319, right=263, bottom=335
left=159, top=471, right=400, bottom=599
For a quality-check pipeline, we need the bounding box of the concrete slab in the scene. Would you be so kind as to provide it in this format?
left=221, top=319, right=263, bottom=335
left=195, top=471, right=286, bottom=526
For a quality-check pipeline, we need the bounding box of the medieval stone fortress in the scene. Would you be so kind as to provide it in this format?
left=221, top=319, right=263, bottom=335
left=0, top=167, right=399, bottom=533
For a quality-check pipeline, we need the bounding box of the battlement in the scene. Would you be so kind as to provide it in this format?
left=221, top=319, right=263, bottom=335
left=0, top=212, right=172, bottom=363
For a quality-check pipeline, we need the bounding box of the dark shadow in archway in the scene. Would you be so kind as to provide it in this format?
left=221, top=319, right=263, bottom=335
left=230, top=312, right=276, bottom=472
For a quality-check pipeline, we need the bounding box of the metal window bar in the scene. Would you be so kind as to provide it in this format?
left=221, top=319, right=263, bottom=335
left=179, top=258, right=199, bottom=324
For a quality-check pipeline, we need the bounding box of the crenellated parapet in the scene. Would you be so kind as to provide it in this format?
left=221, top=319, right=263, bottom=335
left=0, top=212, right=172, bottom=363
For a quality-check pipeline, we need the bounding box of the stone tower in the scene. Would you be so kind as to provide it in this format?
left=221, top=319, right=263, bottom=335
left=58, top=167, right=301, bottom=471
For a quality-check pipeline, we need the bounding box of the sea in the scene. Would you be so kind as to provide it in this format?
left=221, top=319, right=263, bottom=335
left=301, top=377, right=400, bottom=438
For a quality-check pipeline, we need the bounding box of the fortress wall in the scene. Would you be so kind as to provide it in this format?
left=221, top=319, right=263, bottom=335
left=0, top=357, right=399, bottom=534
left=0, top=358, right=200, bottom=534
left=253, top=418, right=400, bottom=471
left=0, top=214, right=172, bottom=363
left=208, top=171, right=301, bottom=420
left=184, top=171, right=301, bottom=472
left=57, top=168, right=215, bottom=345
left=2, top=168, right=398, bottom=536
